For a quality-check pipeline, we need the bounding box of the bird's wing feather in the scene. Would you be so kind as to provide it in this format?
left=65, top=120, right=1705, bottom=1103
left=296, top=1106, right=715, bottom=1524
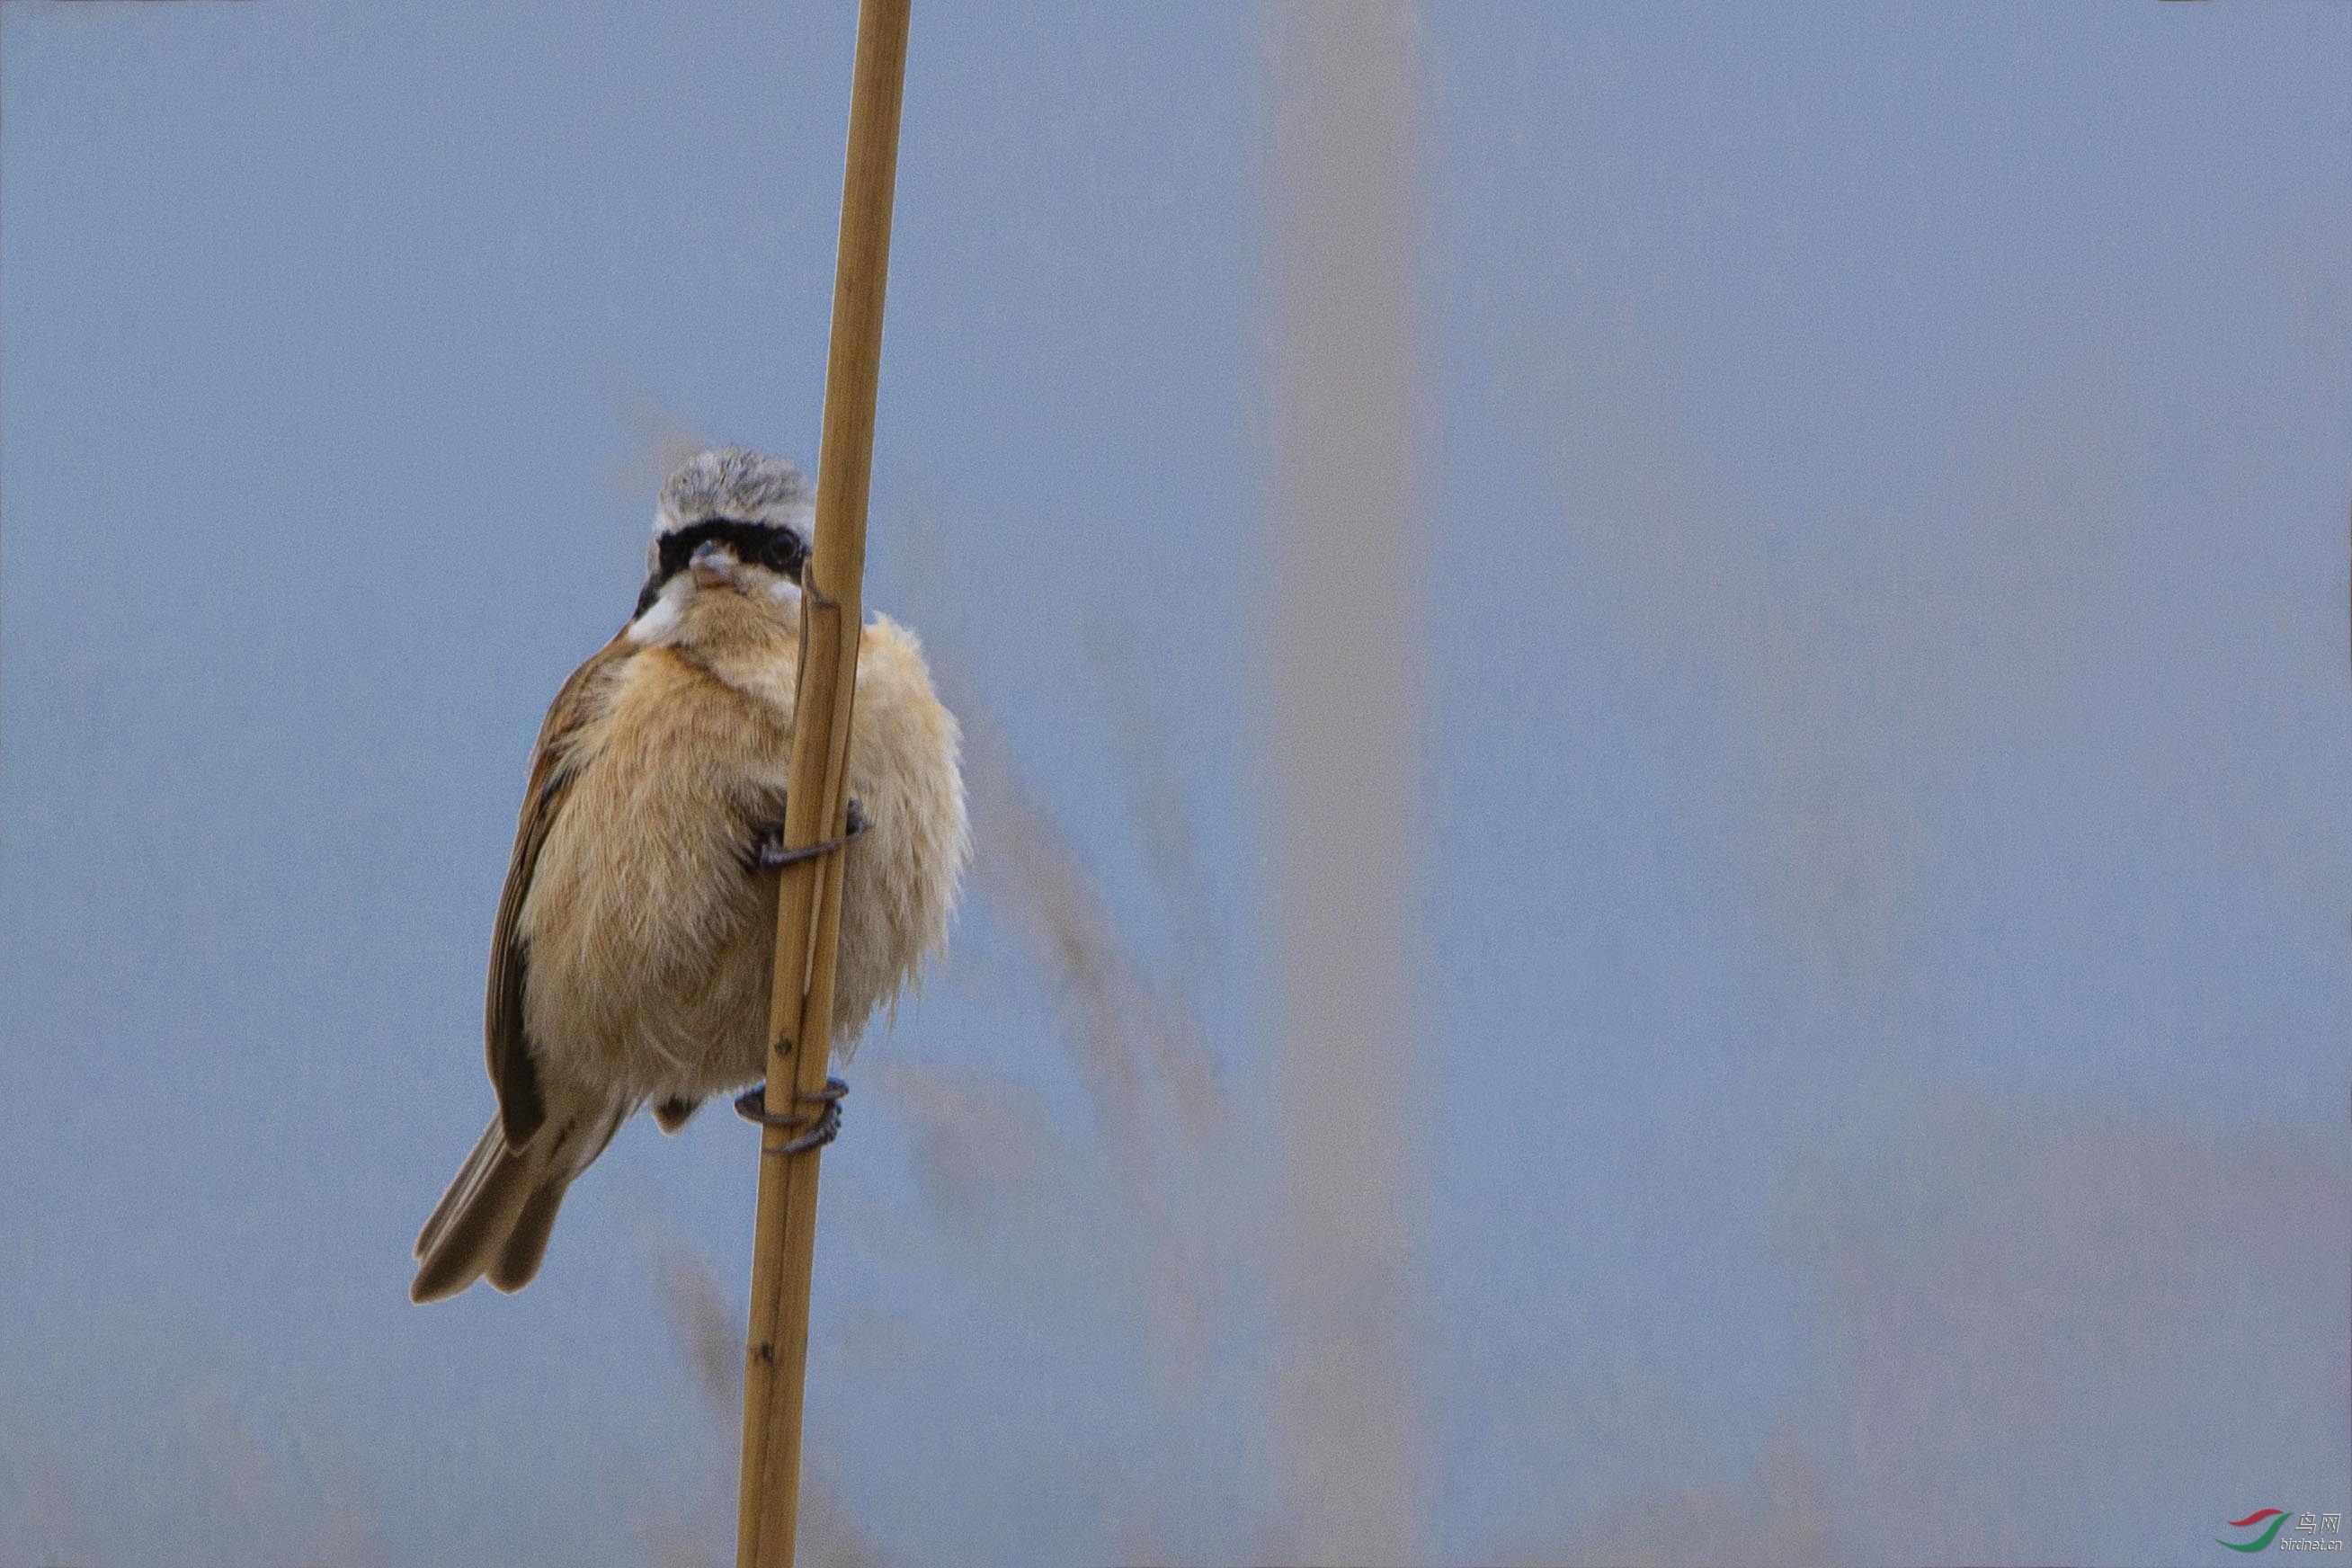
left=486, top=632, right=633, bottom=1149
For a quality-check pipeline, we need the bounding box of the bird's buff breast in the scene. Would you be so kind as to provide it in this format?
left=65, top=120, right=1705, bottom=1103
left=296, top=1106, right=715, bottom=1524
left=517, top=648, right=789, bottom=1105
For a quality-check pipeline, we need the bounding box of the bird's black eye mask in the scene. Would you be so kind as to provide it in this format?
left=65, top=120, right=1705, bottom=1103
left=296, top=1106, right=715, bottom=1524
left=635, top=518, right=809, bottom=616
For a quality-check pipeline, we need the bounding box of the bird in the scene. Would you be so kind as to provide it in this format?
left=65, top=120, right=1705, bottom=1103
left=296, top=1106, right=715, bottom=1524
left=411, top=447, right=969, bottom=1304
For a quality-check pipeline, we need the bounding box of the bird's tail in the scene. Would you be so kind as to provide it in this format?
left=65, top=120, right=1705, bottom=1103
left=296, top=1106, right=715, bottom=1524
left=410, top=1106, right=624, bottom=1303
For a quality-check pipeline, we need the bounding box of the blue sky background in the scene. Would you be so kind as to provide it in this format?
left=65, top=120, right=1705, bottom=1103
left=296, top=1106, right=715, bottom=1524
left=3, top=4, right=2348, bottom=1565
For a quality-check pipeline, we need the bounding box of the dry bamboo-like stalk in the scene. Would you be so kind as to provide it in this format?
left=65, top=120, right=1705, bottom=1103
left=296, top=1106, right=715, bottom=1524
left=735, top=4, right=912, bottom=1565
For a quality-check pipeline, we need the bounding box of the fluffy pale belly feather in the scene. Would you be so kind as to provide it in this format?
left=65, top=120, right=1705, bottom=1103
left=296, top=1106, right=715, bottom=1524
left=520, top=771, right=773, bottom=1103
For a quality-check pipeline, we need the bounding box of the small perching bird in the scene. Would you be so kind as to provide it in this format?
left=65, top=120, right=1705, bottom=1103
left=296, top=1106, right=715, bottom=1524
left=412, top=448, right=969, bottom=1304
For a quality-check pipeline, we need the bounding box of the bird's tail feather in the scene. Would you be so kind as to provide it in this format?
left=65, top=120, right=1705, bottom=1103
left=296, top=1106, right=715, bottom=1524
left=488, top=1180, right=568, bottom=1294
left=414, top=1116, right=504, bottom=1264
left=410, top=1107, right=623, bottom=1304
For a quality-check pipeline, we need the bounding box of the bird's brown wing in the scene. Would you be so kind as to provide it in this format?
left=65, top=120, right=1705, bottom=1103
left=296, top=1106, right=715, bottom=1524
left=486, top=632, right=633, bottom=1150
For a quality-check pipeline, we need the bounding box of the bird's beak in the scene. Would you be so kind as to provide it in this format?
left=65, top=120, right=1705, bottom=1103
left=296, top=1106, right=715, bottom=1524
left=690, top=540, right=737, bottom=588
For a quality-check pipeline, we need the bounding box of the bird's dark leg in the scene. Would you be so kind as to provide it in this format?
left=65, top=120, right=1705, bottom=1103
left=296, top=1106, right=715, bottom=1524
left=752, top=798, right=871, bottom=871
left=735, top=1074, right=849, bottom=1155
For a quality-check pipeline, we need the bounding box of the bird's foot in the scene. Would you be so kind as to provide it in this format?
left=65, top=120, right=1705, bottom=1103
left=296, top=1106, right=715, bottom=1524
left=734, top=1076, right=848, bottom=1155
left=753, top=799, right=871, bottom=870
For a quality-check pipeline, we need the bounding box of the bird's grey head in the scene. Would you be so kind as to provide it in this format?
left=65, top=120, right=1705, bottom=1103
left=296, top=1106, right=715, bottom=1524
left=655, top=446, right=815, bottom=540
left=632, top=447, right=815, bottom=624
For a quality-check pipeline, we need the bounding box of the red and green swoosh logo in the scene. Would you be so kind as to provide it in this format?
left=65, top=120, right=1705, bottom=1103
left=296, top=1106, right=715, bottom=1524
left=2219, top=1510, right=2290, bottom=1553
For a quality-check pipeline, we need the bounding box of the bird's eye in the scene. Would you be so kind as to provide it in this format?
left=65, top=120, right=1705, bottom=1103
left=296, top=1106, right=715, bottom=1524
left=655, top=520, right=799, bottom=585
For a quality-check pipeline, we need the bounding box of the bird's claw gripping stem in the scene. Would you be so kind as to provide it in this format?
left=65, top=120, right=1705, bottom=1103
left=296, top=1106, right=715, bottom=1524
left=754, top=798, right=871, bottom=869
left=735, top=1076, right=848, bottom=1155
